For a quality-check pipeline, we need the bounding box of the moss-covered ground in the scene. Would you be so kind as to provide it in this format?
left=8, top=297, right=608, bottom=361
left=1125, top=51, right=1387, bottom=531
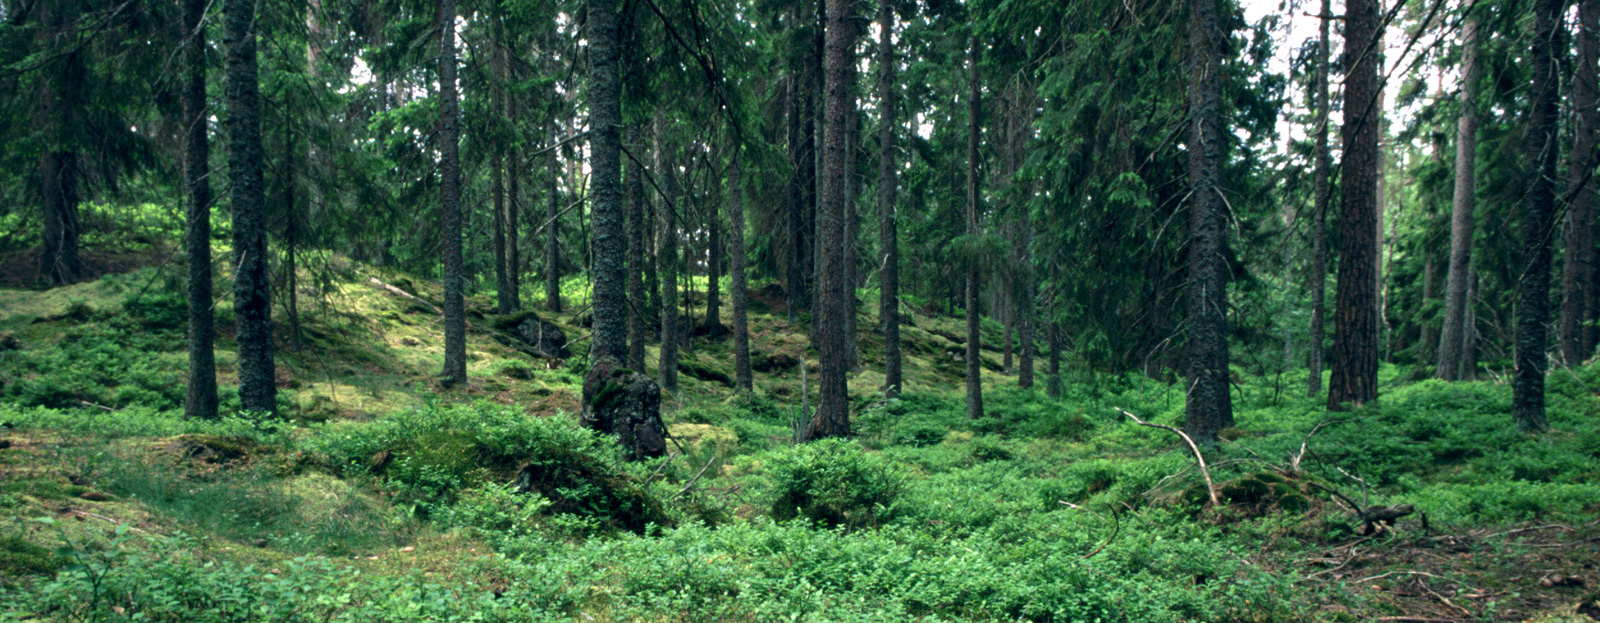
left=1, top=256, right=1598, bottom=621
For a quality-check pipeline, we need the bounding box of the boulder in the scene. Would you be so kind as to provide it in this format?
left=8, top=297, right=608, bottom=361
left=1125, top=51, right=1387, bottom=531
left=492, top=312, right=570, bottom=359
left=581, top=359, right=667, bottom=460
left=751, top=351, right=800, bottom=373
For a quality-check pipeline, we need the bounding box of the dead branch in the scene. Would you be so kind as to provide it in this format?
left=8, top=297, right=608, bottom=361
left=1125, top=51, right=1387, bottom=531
left=1289, top=419, right=1339, bottom=475
left=1060, top=501, right=1121, bottom=560
left=1116, top=407, right=1218, bottom=506
left=673, top=455, right=719, bottom=499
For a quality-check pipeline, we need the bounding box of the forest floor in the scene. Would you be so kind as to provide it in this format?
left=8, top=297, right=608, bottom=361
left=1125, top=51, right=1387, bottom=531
left=1, top=255, right=1599, bottom=622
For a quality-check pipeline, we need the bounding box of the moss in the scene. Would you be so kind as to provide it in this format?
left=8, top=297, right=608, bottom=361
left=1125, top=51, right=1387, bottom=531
left=0, top=535, right=60, bottom=581
left=591, top=382, right=627, bottom=411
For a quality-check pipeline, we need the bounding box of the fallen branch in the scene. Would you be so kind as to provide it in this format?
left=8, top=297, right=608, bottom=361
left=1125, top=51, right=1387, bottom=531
left=1059, top=501, right=1122, bottom=560
left=1116, top=407, right=1218, bottom=506
left=368, top=277, right=440, bottom=314
left=1288, top=419, right=1339, bottom=475
left=1417, top=578, right=1472, bottom=618
left=674, top=455, right=719, bottom=499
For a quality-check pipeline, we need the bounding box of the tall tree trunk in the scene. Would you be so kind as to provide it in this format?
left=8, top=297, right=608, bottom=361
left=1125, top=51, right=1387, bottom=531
left=802, top=0, right=854, bottom=440
left=1513, top=0, right=1563, bottom=432
left=1047, top=319, right=1062, bottom=399
left=491, top=14, right=513, bottom=315
left=1307, top=0, right=1332, bottom=396
left=438, top=0, right=466, bottom=387
left=225, top=0, right=276, bottom=411
left=965, top=37, right=985, bottom=421
left=627, top=122, right=649, bottom=372
left=546, top=168, right=563, bottom=313
left=35, top=2, right=83, bottom=286
left=1185, top=0, right=1233, bottom=442
left=587, top=0, right=626, bottom=366
left=1562, top=0, right=1599, bottom=365
left=1015, top=89, right=1036, bottom=390
left=1328, top=0, right=1382, bottom=410
left=39, top=152, right=82, bottom=286
left=1437, top=13, right=1481, bottom=381
left=843, top=97, right=860, bottom=370
left=507, top=98, right=522, bottom=311
left=656, top=116, right=680, bottom=393
left=494, top=155, right=510, bottom=313
left=706, top=177, right=724, bottom=334
left=877, top=0, right=902, bottom=398
left=183, top=0, right=217, bottom=419
left=729, top=148, right=753, bottom=392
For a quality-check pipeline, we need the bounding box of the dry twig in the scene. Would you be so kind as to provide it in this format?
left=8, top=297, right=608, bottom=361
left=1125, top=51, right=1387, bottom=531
left=1115, top=407, right=1217, bottom=506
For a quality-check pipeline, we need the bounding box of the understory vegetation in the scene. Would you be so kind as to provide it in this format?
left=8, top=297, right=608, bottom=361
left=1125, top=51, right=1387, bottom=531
left=2, top=261, right=1599, bottom=622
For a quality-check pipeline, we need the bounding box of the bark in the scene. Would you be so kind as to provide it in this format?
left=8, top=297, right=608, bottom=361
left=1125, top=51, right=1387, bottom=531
left=1047, top=320, right=1062, bottom=399
left=802, top=0, right=854, bottom=440
left=1184, top=0, right=1233, bottom=442
left=1562, top=0, right=1599, bottom=365
left=1015, top=90, right=1035, bottom=390
left=706, top=175, right=724, bottom=334
left=183, top=0, right=217, bottom=419
left=877, top=0, right=901, bottom=398
left=1329, top=0, right=1382, bottom=410
left=626, top=123, right=649, bottom=372
left=843, top=96, right=860, bottom=370
left=225, top=0, right=276, bottom=412
left=546, top=170, right=563, bottom=312
left=587, top=0, right=627, bottom=366
left=1513, top=0, right=1563, bottom=433
left=1307, top=0, right=1332, bottom=396
left=494, top=155, right=511, bottom=313
left=1437, top=13, right=1481, bottom=381
left=438, top=0, right=466, bottom=387
left=35, top=2, right=83, bottom=286
left=507, top=99, right=523, bottom=311
left=40, top=152, right=82, bottom=286
left=729, top=149, right=753, bottom=392
left=965, top=37, right=985, bottom=421
left=492, top=14, right=513, bottom=315
left=655, top=117, right=680, bottom=393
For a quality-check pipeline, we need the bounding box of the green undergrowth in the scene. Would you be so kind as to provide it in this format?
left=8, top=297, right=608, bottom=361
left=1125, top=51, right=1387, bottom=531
left=3, top=259, right=1600, bottom=621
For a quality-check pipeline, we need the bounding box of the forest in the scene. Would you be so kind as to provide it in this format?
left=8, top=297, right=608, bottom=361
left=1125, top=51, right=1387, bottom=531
left=2, top=0, right=1600, bottom=620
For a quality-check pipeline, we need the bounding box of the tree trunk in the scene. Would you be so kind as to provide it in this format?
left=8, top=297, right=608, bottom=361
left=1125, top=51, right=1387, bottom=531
left=626, top=122, right=649, bottom=372
left=35, top=2, right=83, bottom=286
left=491, top=14, right=513, bottom=315
left=802, top=0, right=854, bottom=441
left=1513, top=0, right=1563, bottom=433
left=438, top=0, right=466, bottom=387
left=1014, top=89, right=1035, bottom=390
left=1562, top=0, right=1599, bottom=365
left=655, top=116, right=680, bottom=393
left=1047, top=320, right=1062, bottom=399
left=1328, top=0, right=1382, bottom=410
left=546, top=169, right=563, bottom=313
left=1184, top=0, right=1233, bottom=442
left=729, top=148, right=753, bottom=392
left=225, top=0, right=277, bottom=412
left=1307, top=0, right=1332, bottom=396
left=587, top=0, right=626, bottom=367
left=183, top=0, right=217, bottom=419
left=877, top=0, right=901, bottom=398
left=843, top=96, right=860, bottom=370
left=965, top=37, right=985, bottom=421
left=705, top=176, right=724, bottom=334
left=40, top=152, right=82, bottom=286
left=1437, top=13, right=1481, bottom=381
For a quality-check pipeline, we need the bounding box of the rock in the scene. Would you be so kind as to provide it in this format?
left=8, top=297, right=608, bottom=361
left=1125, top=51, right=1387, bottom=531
left=581, top=359, right=667, bottom=460
left=752, top=352, right=800, bottom=373
left=492, top=312, right=571, bottom=360
left=77, top=491, right=112, bottom=501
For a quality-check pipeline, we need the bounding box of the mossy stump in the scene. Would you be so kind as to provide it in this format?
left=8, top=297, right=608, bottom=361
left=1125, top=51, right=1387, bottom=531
left=581, top=358, right=666, bottom=460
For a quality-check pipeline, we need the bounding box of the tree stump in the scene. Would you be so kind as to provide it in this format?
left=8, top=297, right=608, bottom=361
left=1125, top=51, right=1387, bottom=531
left=581, top=358, right=666, bottom=460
